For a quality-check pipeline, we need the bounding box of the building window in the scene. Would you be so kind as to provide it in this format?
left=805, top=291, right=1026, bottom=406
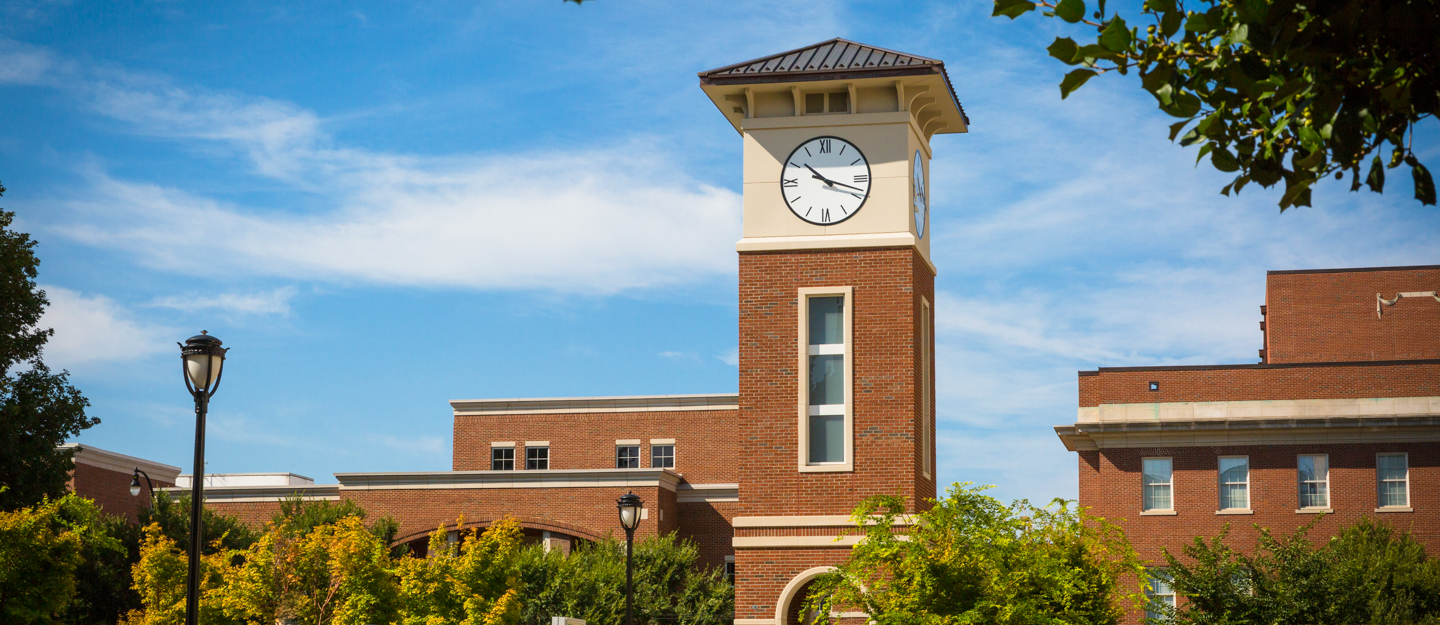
left=1377, top=453, right=1409, bottom=508
left=616, top=445, right=640, bottom=469
left=799, top=287, right=852, bottom=471
left=804, top=91, right=849, bottom=114
left=1142, top=457, right=1173, bottom=511
left=1146, top=568, right=1175, bottom=621
left=1218, top=456, right=1249, bottom=510
left=491, top=447, right=514, bottom=471
left=651, top=445, right=675, bottom=468
left=526, top=446, right=549, bottom=471
left=724, top=556, right=735, bottom=585
left=921, top=297, right=933, bottom=479
left=1298, top=454, right=1329, bottom=509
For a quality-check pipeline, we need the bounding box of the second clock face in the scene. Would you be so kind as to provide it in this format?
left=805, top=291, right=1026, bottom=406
left=780, top=136, right=871, bottom=225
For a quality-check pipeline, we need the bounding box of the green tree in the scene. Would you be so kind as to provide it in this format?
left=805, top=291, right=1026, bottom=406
left=0, top=493, right=123, bottom=625
left=1160, top=518, right=1440, bottom=624
left=515, top=532, right=733, bottom=625
left=137, top=491, right=260, bottom=555
left=60, top=501, right=142, bottom=625
left=396, top=517, right=524, bottom=625
left=804, top=483, right=1145, bottom=625
left=0, top=182, right=96, bottom=511
left=272, top=495, right=401, bottom=552
left=993, top=0, right=1438, bottom=209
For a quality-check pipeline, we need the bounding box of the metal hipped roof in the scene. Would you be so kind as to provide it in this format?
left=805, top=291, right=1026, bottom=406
left=699, top=38, right=942, bottom=78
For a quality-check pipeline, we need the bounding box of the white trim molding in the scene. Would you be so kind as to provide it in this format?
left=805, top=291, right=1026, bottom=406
left=677, top=483, right=739, bottom=503
left=774, top=567, right=839, bottom=625
left=798, top=286, right=854, bottom=473
left=1057, top=396, right=1440, bottom=450
left=732, top=515, right=914, bottom=528
left=451, top=393, right=738, bottom=416
left=650, top=438, right=676, bottom=445
left=335, top=468, right=682, bottom=491
left=1377, top=291, right=1439, bottom=317
left=491, top=441, right=516, bottom=448
left=160, top=483, right=339, bottom=503
left=60, top=444, right=181, bottom=482
left=734, top=535, right=862, bottom=548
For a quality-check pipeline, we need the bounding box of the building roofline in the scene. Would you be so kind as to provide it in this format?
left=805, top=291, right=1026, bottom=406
left=1267, top=264, right=1440, bottom=275
left=333, top=467, right=684, bottom=491
left=451, top=393, right=739, bottom=415
left=60, top=443, right=182, bottom=480
left=1078, top=358, right=1440, bottom=375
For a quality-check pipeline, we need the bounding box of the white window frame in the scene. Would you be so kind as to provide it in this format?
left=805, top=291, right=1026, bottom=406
left=1142, top=457, right=1174, bottom=513
left=491, top=446, right=515, bottom=471
left=616, top=445, right=640, bottom=469
left=1297, top=454, right=1330, bottom=510
left=651, top=444, right=675, bottom=469
left=1217, top=455, right=1250, bottom=512
left=920, top=296, right=933, bottom=479
left=1376, top=452, right=1410, bottom=509
left=525, top=445, right=549, bottom=471
left=798, top=286, right=854, bottom=472
left=1145, top=567, right=1176, bottom=621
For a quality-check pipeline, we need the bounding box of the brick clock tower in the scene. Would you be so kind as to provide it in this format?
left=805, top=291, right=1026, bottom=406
left=699, top=39, right=968, bottom=625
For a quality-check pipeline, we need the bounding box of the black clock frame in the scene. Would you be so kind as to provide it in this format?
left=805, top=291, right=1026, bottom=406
left=779, top=135, right=872, bottom=226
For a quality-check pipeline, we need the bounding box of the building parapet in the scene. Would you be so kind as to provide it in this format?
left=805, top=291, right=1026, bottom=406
left=176, top=472, right=315, bottom=488
left=450, top=393, right=739, bottom=416
left=159, top=483, right=340, bottom=503
left=677, top=483, right=739, bottom=503
left=334, top=468, right=683, bottom=491
left=61, top=443, right=182, bottom=482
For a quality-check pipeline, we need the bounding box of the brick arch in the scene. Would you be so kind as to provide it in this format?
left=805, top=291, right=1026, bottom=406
left=391, top=517, right=609, bottom=547
left=774, top=566, right=837, bottom=625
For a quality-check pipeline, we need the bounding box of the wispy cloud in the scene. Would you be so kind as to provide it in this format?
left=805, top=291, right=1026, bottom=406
left=37, top=286, right=174, bottom=368
left=11, top=43, right=742, bottom=293
left=150, top=287, right=297, bottom=315
left=715, top=347, right=739, bottom=366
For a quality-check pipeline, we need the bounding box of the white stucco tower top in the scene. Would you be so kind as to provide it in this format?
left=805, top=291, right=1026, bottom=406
left=699, top=38, right=968, bottom=269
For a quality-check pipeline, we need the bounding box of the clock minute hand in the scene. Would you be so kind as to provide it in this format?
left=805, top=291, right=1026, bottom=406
left=803, top=164, right=865, bottom=192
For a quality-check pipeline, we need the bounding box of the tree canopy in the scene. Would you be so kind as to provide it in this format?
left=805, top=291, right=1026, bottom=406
left=994, top=0, right=1439, bottom=210
left=0, top=181, right=96, bottom=511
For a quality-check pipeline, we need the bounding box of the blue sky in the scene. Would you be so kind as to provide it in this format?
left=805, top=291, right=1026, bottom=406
left=2, top=0, right=1436, bottom=505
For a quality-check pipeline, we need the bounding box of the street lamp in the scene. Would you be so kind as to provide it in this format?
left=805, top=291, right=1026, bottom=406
left=617, top=491, right=644, bottom=625
left=129, top=467, right=155, bottom=498
left=179, top=331, right=227, bottom=625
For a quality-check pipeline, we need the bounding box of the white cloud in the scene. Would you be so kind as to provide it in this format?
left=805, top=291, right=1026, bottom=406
left=37, top=286, right=174, bottom=368
left=150, top=287, right=296, bottom=315
left=715, top=347, right=739, bottom=366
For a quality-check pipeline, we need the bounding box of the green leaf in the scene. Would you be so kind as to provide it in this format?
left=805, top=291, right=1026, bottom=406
left=992, top=0, right=1037, bottom=18
left=1228, top=22, right=1249, bottom=45
left=1185, top=13, right=1210, bottom=32
left=1047, top=37, right=1080, bottom=64
left=1297, top=125, right=1323, bottom=150
left=1099, top=16, right=1132, bottom=52
left=1233, top=175, right=1251, bottom=194
left=1160, top=10, right=1183, bottom=37
left=1161, top=91, right=1202, bottom=117
left=1142, top=0, right=1175, bottom=11
left=1211, top=147, right=1241, bottom=172
left=1168, top=120, right=1190, bottom=141
left=1141, top=63, right=1174, bottom=92
left=1410, top=158, right=1437, bottom=205
left=1059, top=69, right=1098, bottom=99
left=1196, top=142, right=1214, bottom=164
left=1055, top=0, right=1085, bottom=22
left=1076, top=43, right=1119, bottom=62
left=1179, top=128, right=1203, bottom=147
left=1366, top=156, right=1386, bottom=193
left=1279, top=180, right=1313, bottom=209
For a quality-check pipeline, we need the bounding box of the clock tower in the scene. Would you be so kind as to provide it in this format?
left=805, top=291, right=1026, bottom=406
left=699, top=39, right=968, bottom=625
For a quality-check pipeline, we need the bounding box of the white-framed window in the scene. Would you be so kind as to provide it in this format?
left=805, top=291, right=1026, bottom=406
left=1145, top=568, right=1176, bottom=621
left=1218, top=456, right=1249, bottom=510
left=651, top=444, right=675, bottom=468
left=798, top=287, right=853, bottom=472
left=491, top=447, right=514, bottom=471
left=526, top=446, right=549, bottom=470
left=920, top=297, right=933, bottom=479
left=1377, top=453, right=1409, bottom=508
left=1298, top=454, right=1329, bottom=509
left=1143, top=457, right=1173, bottom=512
left=616, top=445, right=640, bottom=469
left=724, top=555, right=735, bottom=585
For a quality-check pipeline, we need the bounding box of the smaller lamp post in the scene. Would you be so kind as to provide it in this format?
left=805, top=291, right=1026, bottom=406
left=129, top=467, right=155, bottom=498
left=617, top=491, right=644, bottom=625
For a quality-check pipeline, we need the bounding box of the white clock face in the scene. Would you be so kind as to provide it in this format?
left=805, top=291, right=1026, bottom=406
left=780, top=136, right=871, bottom=225
left=913, top=150, right=927, bottom=238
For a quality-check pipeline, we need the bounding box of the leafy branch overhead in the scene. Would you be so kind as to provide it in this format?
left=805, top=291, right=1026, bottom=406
left=994, top=0, right=1438, bottom=209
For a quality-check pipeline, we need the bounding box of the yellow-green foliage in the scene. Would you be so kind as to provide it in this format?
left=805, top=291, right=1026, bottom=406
left=120, top=523, right=234, bottom=625
left=395, top=517, right=524, bottom=625
left=0, top=494, right=86, bottom=624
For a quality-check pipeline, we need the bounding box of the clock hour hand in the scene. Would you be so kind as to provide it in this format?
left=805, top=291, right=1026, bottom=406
left=804, top=164, right=866, bottom=193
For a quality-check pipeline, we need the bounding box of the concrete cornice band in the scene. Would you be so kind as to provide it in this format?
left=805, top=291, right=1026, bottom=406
left=332, top=468, right=684, bottom=491
left=61, top=443, right=182, bottom=481
left=158, top=483, right=340, bottom=503
left=450, top=393, right=739, bottom=416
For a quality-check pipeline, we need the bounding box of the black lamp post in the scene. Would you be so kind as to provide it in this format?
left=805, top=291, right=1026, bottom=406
left=129, top=467, right=155, bottom=498
left=617, top=491, right=644, bottom=625
left=179, top=331, right=227, bottom=625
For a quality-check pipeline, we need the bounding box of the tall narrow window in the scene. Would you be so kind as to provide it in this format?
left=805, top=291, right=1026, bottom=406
left=800, top=288, right=851, bottom=470
left=724, top=556, right=735, bottom=585
left=1218, top=456, right=1249, bottom=510
left=1298, top=454, right=1329, bottom=509
left=491, top=447, right=514, bottom=471
left=616, top=445, right=640, bottom=469
left=1143, top=458, right=1173, bottom=511
left=921, top=298, right=933, bottom=478
left=1377, top=453, right=1409, bottom=508
left=526, top=446, right=549, bottom=470
left=1146, top=568, right=1176, bottom=621
left=651, top=445, right=675, bottom=468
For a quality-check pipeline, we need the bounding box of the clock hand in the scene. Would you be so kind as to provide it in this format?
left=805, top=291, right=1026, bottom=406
left=803, top=164, right=866, bottom=193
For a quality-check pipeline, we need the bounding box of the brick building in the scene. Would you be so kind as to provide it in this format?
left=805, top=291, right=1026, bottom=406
left=73, top=38, right=969, bottom=625
left=62, top=443, right=180, bottom=524
left=1055, top=265, right=1440, bottom=621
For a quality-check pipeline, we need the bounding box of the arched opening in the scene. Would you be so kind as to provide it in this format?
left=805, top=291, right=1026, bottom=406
left=775, top=567, right=837, bottom=625
left=392, top=519, right=601, bottom=557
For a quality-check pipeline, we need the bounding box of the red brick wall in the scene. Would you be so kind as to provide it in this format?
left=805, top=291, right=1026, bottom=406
left=1077, top=360, right=1440, bottom=407
left=69, top=463, right=175, bottom=524
left=453, top=409, right=738, bottom=485
left=1080, top=442, right=1440, bottom=563
left=678, top=501, right=738, bottom=568
left=735, top=547, right=851, bottom=621
left=737, top=247, right=935, bottom=516
left=1266, top=266, right=1440, bottom=363
left=204, top=501, right=285, bottom=527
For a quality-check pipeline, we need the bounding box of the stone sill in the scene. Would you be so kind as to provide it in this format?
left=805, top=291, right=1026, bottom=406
left=1375, top=507, right=1413, bottom=513
left=1140, top=510, right=1178, bottom=516
left=1215, top=509, right=1254, bottom=515
left=1295, top=508, right=1332, bottom=514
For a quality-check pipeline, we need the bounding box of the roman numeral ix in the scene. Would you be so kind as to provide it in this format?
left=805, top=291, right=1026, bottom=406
left=782, top=178, right=798, bottom=188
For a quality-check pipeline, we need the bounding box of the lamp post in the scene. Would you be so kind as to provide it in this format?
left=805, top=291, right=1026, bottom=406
left=617, top=492, right=644, bottom=625
left=179, top=331, right=227, bottom=625
left=129, top=467, right=155, bottom=498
